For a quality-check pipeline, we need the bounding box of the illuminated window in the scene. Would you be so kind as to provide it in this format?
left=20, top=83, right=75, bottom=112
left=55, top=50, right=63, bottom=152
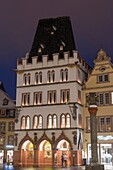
left=61, top=114, right=65, bottom=128
left=39, top=72, right=42, bottom=83
left=47, top=70, right=55, bottom=83
left=66, top=114, right=71, bottom=128
left=78, top=90, right=81, bottom=103
left=52, top=70, right=55, bottom=82
left=65, top=69, right=68, bottom=81
left=60, top=69, right=64, bottom=81
left=60, top=69, right=68, bottom=81
left=38, top=115, right=43, bottom=128
left=21, top=116, right=26, bottom=129
left=23, top=74, right=27, bottom=85
left=26, top=116, right=30, bottom=129
left=33, top=115, right=43, bottom=129
left=106, top=117, right=111, bottom=131
left=28, top=73, right=31, bottom=85
left=34, top=92, right=42, bottom=105
left=53, top=115, right=57, bottom=128
left=23, top=73, right=31, bottom=85
left=22, top=93, right=30, bottom=106
left=61, top=89, right=70, bottom=103
left=35, top=72, right=39, bottom=84
left=0, top=136, right=5, bottom=145
left=33, top=116, right=38, bottom=129
left=78, top=70, right=81, bottom=83
left=48, top=91, right=56, bottom=104
left=111, top=92, right=113, bottom=104
left=48, top=115, right=52, bottom=128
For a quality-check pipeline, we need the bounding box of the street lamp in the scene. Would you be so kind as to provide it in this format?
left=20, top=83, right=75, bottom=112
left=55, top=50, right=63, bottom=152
left=86, top=93, right=104, bottom=170
left=15, top=108, right=21, bottom=123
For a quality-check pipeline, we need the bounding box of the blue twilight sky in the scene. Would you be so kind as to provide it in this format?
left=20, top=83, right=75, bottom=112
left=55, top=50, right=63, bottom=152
left=0, top=0, right=113, bottom=99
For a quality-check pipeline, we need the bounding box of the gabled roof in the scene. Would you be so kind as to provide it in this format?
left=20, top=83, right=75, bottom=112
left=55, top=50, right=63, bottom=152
left=29, top=16, right=76, bottom=62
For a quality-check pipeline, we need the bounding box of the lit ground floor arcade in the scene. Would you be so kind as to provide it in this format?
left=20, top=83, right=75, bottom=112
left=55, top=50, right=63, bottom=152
left=14, top=131, right=82, bottom=167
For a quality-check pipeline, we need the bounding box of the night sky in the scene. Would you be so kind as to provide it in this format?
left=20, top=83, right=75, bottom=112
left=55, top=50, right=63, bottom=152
left=0, top=0, right=113, bottom=99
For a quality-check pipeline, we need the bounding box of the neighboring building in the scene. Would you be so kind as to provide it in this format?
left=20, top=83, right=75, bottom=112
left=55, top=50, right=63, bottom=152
left=83, top=49, right=113, bottom=165
left=0, top=82, right=16, bottom=165
left=14, top=16, right=91, bottom=167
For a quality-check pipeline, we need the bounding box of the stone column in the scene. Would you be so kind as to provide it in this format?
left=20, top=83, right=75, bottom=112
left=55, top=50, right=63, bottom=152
left=86, top=93, right=104, bottom=170
left=88, top=106, right=98, bottom=164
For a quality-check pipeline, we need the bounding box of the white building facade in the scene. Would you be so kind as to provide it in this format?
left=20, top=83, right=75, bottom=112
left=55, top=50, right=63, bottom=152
left=14, top=50, right=90, bottom=167
left=14, top=16, right=91, bottom=167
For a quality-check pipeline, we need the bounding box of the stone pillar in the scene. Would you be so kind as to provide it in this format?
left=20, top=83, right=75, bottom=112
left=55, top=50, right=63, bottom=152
left=86, top=105, right=104, bottom=170
left=88, top=106, right=98, bottom=164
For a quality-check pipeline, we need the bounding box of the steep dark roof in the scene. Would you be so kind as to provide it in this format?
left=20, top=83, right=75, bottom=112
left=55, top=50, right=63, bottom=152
left=29, top=16, right=76, bottom=61
left=0, top=81, right=6, bottom=92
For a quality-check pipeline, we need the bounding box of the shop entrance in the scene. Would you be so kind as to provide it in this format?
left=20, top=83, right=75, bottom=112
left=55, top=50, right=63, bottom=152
left=21, top=140, right=34, bottom=166
left=56, top=139, right=71, bottom=167
left=7, top=150, right=13, bottom=164
left=0, top=150, right=3, bottom=165
left=101, top=144, right=112, bottom=164
left=38, top=140, right=52, bottom=166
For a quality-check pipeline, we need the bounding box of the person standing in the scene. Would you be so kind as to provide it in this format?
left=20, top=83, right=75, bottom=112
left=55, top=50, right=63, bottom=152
left=61, top=153, right=64, bottom=167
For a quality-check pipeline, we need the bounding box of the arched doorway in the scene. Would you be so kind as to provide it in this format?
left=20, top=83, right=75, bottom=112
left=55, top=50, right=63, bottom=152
left=56, top=139, right=71, bottom=167
left=21, top=140, right=34, bottom=166
left=38, top=140, right=52, bottom=166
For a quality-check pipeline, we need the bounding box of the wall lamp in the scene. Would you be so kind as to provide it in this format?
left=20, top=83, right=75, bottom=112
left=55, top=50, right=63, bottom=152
left=67, top=102, right=78, bottom=120
left=15, top=108, right=21, bottom=123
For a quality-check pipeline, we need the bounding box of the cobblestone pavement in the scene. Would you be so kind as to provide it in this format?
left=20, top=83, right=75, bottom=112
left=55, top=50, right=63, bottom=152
left=0, top=164, right=113, bottom=170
